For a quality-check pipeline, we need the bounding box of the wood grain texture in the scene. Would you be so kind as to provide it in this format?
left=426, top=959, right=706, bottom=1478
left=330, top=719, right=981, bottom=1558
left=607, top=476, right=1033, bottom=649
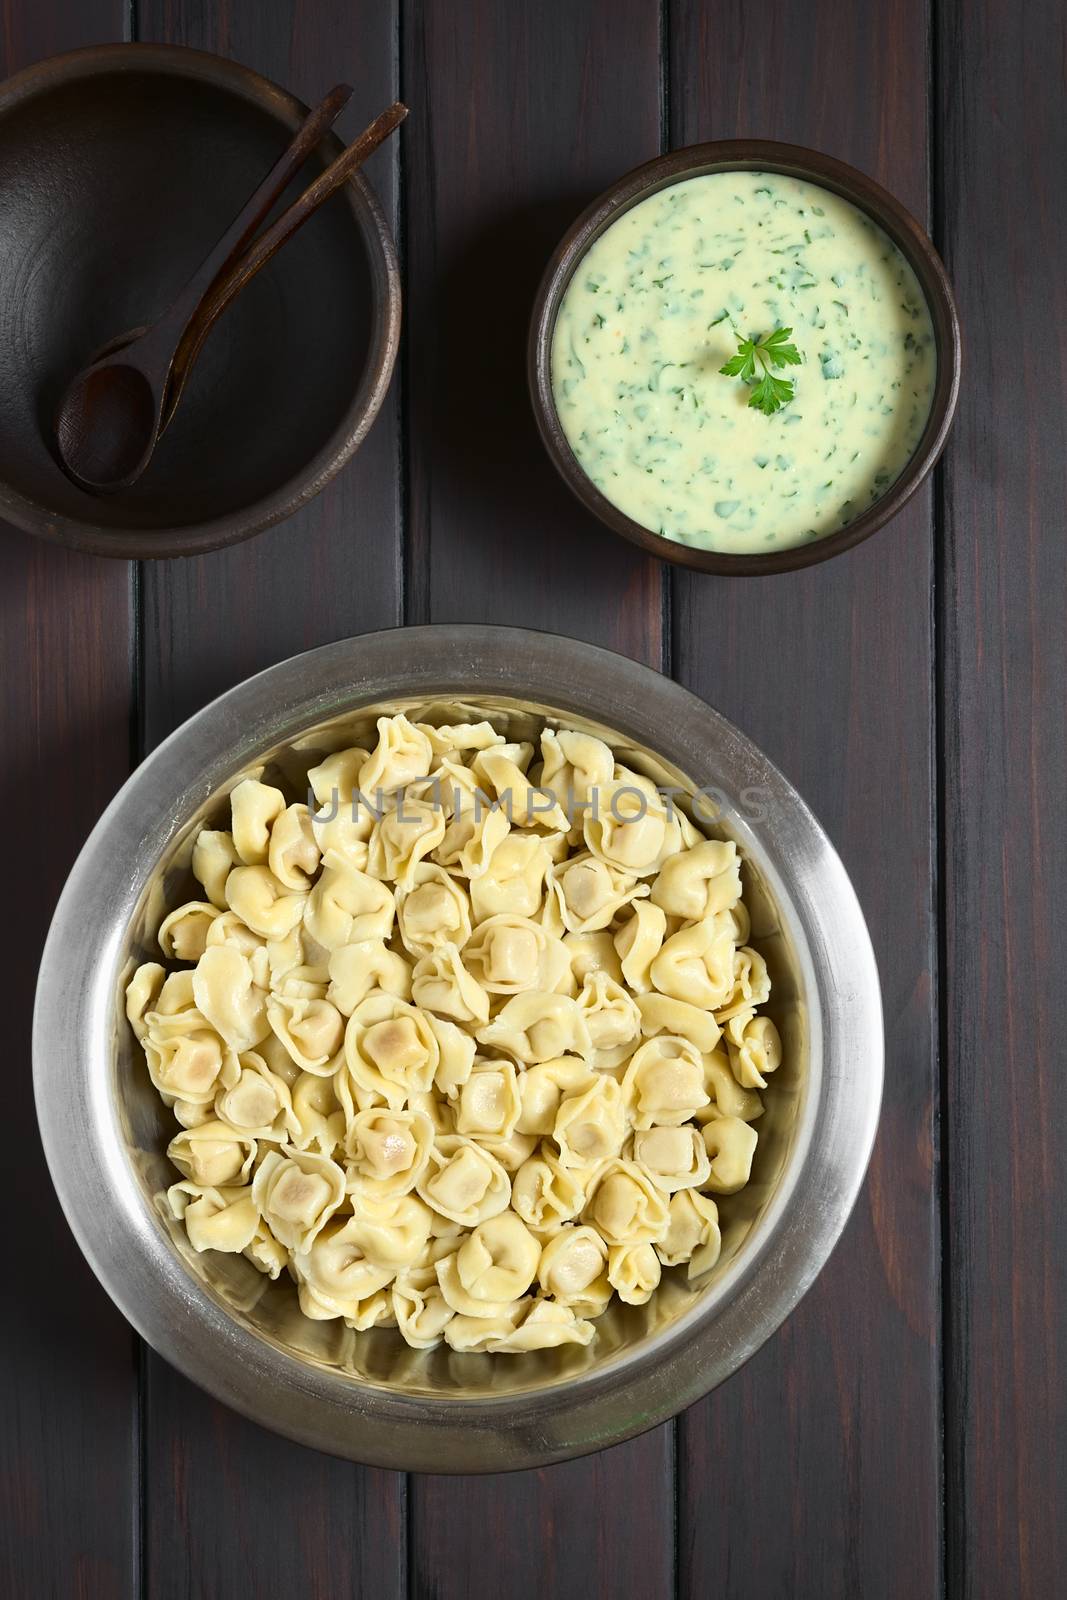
left=0, top=7, right=137, bottom=1599
left=401, top=2, right=672, bottom=1596
left=401, top=0, right=664, bottom=664
left=668, top=4, right=942, bottom=1598
left=135, top=4, right=407, bottom=1597
left=938, top=0, right=1067, bottom=1594
left=138, top=0, right=403, bottom=738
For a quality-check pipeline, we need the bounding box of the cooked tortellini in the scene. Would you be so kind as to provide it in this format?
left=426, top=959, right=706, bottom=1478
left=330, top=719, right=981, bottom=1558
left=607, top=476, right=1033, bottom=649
left=131, top=711, right=780, bottom=1354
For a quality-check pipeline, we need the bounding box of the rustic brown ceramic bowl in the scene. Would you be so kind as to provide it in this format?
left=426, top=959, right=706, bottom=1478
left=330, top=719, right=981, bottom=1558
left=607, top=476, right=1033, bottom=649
left=0, top=45, right=400, bottom=559
left=529, top=140, right=960, bottom=576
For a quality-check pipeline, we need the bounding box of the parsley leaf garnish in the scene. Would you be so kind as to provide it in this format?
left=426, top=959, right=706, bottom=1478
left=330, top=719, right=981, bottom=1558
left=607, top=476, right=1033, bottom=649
left=719, top=325, right=802, bottom=415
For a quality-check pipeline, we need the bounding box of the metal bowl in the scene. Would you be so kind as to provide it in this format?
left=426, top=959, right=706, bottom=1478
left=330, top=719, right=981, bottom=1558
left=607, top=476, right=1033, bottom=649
left=33, top=626, right=882, bottom=1471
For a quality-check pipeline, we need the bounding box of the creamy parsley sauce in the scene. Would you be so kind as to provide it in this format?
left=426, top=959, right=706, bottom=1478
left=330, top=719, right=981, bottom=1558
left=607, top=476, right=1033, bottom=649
left=551, top=171, right=936, bottom=553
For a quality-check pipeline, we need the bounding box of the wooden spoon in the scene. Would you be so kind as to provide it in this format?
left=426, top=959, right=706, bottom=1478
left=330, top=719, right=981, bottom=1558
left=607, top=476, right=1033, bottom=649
left=56, top=95, right=407, bottom=493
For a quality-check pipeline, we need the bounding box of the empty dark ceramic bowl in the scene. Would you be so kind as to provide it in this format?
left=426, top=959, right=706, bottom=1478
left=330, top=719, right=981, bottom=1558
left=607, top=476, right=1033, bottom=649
left=0, top=45, right=400, bottom=558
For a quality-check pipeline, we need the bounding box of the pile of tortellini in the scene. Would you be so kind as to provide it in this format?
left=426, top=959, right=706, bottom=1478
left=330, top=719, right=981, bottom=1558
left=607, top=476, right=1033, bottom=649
left=126, top=712, right=782, bottom=1355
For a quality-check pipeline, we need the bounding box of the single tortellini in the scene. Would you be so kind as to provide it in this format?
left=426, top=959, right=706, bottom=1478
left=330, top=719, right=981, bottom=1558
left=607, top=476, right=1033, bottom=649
left=327, top=939, right=412, bottom=1014
left=469, top=832, right=551, bottom=921
left=230, top=778, right=286, bottom=865
left=396, top=865, right=472, bottom=956
left=470, top=744, right=568, bottom=831
left=454, top=1212, right=541, bottom=1303
left=553, top=1076, right=628, bottom=1169
left=343, top=991, right=440, bottom=1109
left=191, top=829, right=241, bottom=909
left=637, top=990, right=721, bottom=1055
left=455, top=1060, right=522, bottom=1140
left=715, top=947, right=772, bottom=1024
left=463, top=915, right=569, bottom=995
left=215, top=1052, right=293, bottom=1140
left=701, top=1116, right=759, bottom=1193
left=304, top=851, right=395, bottom=949
left=537, top=1224, right=611, bottom=1313
left=433, top=803, right=510, bottom=880
left=410, top=755, right=479, bottom=820
left=345, top=1107, right=436, bottom=1195
left=392, top=1264, right=456, bottom=1349
left=192, top=943, right=270, bottom=1054
left=251, top=1145, right=346, bottom=1251
left=516, top=1057, right=594, bottom=1136
left=417, top=717, right=504, bottom=759
left=166, top=1181, right=259, bottom=1255
left=343, top=1190, right=434, bottom=1271
left=613, top=901, right=667, bottom=992
left=582, top=1158, right=670, bottom=1246
left=415, top=1135, right=511, bottom=1227
left=143, top=1017, right=239, bottom=1106
left=267, top=993, right=344, bottom=1074
left=650, top=914, right=736, bottom=1009
left=167, top=1120, right=256, bottom=1188
left=158, top=901, right=220, bottom=962
left=308, top=761, right=376, bottom=869
left=225, top=864, right=308, bottom=941
left=563, top=929, right=623, bottom=988
left=698, top=1048, right=765, bottom=1125
left=651, top=838, right=743, bottom=921
left=657, top=1189, right=722, bottom=1278
left=476, top=991, right=592, bottom=1064
left=621, top=1036, right=709, bottom=1129
left=205, top=910, right=266, bottom=960
left=289, top=1071, right=346, bottom=1154
left=358, top=714, right=434, bottom=796
left=545, top=853, right=649, bottom=935
left=267, top=803, right=321, bottom=890
left=366, top=799, right=447, bottom=888
left=607, top=1242, right=661, bottom=1305
left=245, top=1218, right=290, bottom=1279
left=429, top=1014, right=477, bottom=1099
left=485, top=1298, right=595, bottom=1352
left=511, top=1143, right=588, bottom=1231
left=538, top=728, right=614, bottom=810
left=306, top=744, right=369, bottom=810
left=631, top=1125, right=711, bottom=1193
left=727, top=1014, right=782, bottom=1090
left=443, top=1301, right=528, bottom=1353
left=584, top=777, right=675, bottom=876
left=126, top=962, right=164, bottom=1040
left=171, top=1098, right=216, bottom=1131
left=575, top=971, right=642, bottom=1053
left=292, top=1214, right=396, bottom=1320
left=411, top=943, right=490, bottom=1025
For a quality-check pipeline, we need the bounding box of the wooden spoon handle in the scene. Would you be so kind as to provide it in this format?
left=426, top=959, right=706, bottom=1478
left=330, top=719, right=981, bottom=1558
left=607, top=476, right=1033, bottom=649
left=159, top=101, right=407, bottom=429
left=146, top=83, right=354, bottom=364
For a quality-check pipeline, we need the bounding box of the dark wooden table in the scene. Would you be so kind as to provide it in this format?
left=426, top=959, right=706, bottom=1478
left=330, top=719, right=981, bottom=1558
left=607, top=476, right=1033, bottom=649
left=4, top=2, right=1063, bottom=1597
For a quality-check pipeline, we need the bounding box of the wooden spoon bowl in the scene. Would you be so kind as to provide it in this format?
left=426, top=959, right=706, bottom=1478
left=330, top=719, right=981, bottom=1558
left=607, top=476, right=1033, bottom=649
left=0, top=45, right=400, bottom=558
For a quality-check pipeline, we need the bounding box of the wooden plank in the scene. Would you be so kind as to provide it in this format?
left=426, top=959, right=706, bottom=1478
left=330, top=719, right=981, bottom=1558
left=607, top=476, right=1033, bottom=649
left=135, top=4, right=407, bottom=1596
left=401, top=0, right=664, bottom=665
left=401, top=2, right=673, bottom=1595
left=0, top=7, right=138, bottom=1598
left=938, top=0, right=1067, bottom=1593
left=668, top=4, right=942, bottom=1598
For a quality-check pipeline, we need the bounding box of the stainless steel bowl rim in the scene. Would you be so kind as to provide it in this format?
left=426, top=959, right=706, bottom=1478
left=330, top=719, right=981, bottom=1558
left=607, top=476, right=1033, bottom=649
left=33, top=625, right=883, bottom=1471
